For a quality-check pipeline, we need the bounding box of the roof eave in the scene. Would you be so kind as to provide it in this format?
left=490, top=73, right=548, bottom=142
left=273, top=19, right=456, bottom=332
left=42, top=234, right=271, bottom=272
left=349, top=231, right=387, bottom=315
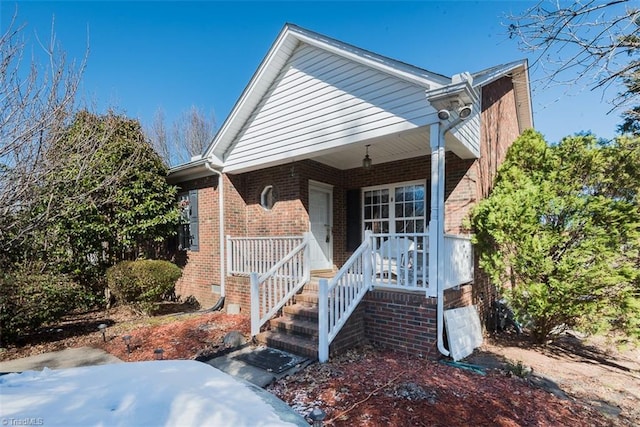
left=167, top=155, right=223, bottom=184
left=472, top=59, right=533, bottom=132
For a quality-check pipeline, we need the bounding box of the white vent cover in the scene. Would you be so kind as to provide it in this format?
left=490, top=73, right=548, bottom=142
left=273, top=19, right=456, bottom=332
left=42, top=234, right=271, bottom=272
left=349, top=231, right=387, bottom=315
left=444, top=305, right=483, bottom=361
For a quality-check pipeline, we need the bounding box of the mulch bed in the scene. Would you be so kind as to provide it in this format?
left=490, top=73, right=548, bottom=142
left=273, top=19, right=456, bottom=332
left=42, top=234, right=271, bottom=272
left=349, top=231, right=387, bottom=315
left=268, top=345, right=616, bottom=426
left=0, top=308, right=624, bottom=426
left=96, top=311, right=250, bottom=361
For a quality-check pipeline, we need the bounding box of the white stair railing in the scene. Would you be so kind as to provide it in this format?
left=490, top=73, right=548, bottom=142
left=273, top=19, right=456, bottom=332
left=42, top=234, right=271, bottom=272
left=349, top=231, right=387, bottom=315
left=250, top=233, right=311, bottom=336
left=227, top=235, right=305, bottom=276
left=370, top=232, right=431, bottom=295
left=318, top=233, right=372, bottom=363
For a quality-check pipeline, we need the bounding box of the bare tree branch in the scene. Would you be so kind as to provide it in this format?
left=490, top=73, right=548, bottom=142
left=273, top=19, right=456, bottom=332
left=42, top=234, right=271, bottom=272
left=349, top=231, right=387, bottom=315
left=148, top=107, right=170, bottom=166
left=171, top=105, right=216, bottom=165
left=146, top=105, right=216, bottom=166
left=0, top=14, right=139, bottom=258
left=508, top=0, right=639, bottom=112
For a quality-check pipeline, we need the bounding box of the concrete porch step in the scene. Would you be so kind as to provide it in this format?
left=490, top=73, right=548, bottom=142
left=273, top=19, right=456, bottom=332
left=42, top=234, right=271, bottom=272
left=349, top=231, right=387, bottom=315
left=255, top=331, right=318, bottom=360
left=301, top=280, right=320, bottom=292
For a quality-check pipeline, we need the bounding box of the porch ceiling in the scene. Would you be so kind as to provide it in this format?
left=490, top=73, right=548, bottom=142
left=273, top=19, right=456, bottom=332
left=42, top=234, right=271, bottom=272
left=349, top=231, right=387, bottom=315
left=297, top=125, right=476, bottom=171
left=307, top=126, right=427, bottom=170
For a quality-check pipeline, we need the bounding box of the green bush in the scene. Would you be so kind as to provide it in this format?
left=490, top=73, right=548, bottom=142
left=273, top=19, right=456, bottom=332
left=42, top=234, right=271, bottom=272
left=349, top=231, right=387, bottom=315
left=106, top=260, right=182, bottom=313
left=0, top=270, right=86, bottom=346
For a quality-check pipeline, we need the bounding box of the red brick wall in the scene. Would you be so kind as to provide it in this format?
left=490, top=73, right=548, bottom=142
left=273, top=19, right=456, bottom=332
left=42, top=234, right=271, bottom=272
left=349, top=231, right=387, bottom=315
left=224, top=275, right=251, bottom=315
left=330, top=303, right=367, bottom=356
left=172, top=176, right=221, bottom=308
left=444, top=76, right=520, bottom=235
left=363, top=290, right=439, bottom=358
left=473, top=76, right=522, bottom=323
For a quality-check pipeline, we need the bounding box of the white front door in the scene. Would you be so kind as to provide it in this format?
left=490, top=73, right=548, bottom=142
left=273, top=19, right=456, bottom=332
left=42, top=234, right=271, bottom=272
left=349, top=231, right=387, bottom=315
left=309, top=182, right=333, bottom=271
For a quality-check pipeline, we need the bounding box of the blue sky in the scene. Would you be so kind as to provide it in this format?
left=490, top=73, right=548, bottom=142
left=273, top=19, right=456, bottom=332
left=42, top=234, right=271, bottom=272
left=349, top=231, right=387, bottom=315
left=1, top=1, right=625, bottom=149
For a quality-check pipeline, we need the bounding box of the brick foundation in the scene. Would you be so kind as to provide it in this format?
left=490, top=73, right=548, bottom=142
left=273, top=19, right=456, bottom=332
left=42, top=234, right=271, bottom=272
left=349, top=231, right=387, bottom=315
left=330, top=303, right=367, bottom=356
left=363, top=290, right=439, bottom=358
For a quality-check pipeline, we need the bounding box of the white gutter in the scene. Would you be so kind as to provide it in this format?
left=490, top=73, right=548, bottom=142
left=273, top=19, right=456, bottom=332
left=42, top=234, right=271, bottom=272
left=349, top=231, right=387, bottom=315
left=204, top=161, right=225, bottom=297
left=431, top=116, right=465, bottom=358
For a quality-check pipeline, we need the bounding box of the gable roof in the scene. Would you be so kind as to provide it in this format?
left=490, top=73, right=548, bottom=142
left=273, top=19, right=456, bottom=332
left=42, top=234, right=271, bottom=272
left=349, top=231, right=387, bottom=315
left=203, top=24, right=452, bottom=164
left=168, top=24, right=533, bottom=178
left=472, top=59, right=533, bottom=132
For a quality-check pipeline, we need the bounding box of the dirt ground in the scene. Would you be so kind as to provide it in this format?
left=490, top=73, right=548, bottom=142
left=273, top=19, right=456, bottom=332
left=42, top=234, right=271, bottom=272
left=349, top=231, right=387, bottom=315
left=1, top=308, right=638, bottom=426
left=467, top=332, right=640, bottom=425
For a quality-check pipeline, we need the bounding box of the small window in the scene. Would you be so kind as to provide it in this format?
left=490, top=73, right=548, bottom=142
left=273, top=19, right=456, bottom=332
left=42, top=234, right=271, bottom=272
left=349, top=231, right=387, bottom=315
left=261, top=185, right=276, bottom=210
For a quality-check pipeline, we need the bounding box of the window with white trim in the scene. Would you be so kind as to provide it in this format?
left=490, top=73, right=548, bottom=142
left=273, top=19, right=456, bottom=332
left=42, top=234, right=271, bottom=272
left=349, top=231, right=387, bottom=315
left=363, top=181, right=427, bottom=235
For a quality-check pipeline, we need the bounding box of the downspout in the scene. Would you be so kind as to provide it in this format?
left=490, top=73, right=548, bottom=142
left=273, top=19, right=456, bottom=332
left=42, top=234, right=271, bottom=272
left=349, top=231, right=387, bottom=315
left=204, top=162, right=225, bottom=299
left=433, top=116, right=464, bottom=358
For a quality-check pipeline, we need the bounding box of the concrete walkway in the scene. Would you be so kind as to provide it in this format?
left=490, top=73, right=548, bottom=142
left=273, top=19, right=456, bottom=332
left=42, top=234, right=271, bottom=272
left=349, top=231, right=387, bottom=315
left=0, top=347, right=122, bottom=373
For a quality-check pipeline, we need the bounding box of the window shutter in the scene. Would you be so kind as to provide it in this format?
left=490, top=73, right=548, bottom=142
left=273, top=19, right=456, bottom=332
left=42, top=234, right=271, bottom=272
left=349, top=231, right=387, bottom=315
left=189, top=190, right=199, bottom=251
left=346, top=189, right=361, bottom=252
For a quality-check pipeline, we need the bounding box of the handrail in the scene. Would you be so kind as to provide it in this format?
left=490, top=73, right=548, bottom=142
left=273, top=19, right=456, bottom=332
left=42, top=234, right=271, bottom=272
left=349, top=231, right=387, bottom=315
left=250, top=233, right=311, bottom=336
left=318, top=233, right=372, bottom=363
left=227, top=235, right=304, bottom=276
left=370, top=232, right=432, bottom=295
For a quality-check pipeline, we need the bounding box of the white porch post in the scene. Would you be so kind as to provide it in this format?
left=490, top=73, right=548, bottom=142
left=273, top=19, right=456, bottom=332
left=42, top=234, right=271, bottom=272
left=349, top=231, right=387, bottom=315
left=318, top=278, right=329, bottom=363
left=429, top=123, right=450, bottom=357
left=428, top=125, right=440, bottom=290
left=303, top=232, right=312, bottom=282
left=250, top=272, right=260, bottom=337
left=364, top=230, right=373, bottom=290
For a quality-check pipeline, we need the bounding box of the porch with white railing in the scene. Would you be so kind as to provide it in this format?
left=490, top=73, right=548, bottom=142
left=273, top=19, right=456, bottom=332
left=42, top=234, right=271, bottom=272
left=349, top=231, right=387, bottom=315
left=227, top=231, right=473, bottom=361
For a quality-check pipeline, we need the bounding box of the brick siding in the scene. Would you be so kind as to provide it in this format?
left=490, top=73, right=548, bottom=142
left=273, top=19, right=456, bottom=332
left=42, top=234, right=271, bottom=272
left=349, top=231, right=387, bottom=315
left=172, top=176, right=221, bottom=308
left=363, top=290, right=439, bottom=358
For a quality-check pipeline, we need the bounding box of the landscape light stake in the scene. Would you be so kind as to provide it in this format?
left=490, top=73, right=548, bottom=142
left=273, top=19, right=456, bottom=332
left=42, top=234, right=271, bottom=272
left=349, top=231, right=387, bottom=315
left=154, top=348, right=164, bottom=360
left=309, top=407, right=326, bottom=427
left=97, top=324, right=107, bottom=342
left=123, top=335, right=132, bottom=354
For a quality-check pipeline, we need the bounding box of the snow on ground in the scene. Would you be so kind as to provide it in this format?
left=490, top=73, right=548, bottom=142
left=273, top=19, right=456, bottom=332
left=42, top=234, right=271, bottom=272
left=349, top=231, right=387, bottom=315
left=0, top=360, right=307, bottom=427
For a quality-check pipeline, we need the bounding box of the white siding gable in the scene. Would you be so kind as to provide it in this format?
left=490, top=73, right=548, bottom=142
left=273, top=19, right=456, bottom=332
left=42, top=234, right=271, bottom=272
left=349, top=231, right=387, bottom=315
left=222, top=43, right=436, bottom=172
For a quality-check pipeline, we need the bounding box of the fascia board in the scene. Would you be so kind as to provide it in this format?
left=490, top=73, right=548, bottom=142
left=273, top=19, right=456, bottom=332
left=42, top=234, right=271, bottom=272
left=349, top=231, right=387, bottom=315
left=425, top=80, right=479, bottom=109
left=290, top=26, right=450, bottom=88
left=167, top=155, right=223, bottom=183
left=471, top=59, right=526, bottom=88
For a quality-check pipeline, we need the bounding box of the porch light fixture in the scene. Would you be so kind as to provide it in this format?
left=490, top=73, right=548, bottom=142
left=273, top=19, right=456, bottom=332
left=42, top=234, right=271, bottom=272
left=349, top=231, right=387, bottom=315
left=362, top=145, right=372, bottom=170
left=154, top=348, right=164, bottom=360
